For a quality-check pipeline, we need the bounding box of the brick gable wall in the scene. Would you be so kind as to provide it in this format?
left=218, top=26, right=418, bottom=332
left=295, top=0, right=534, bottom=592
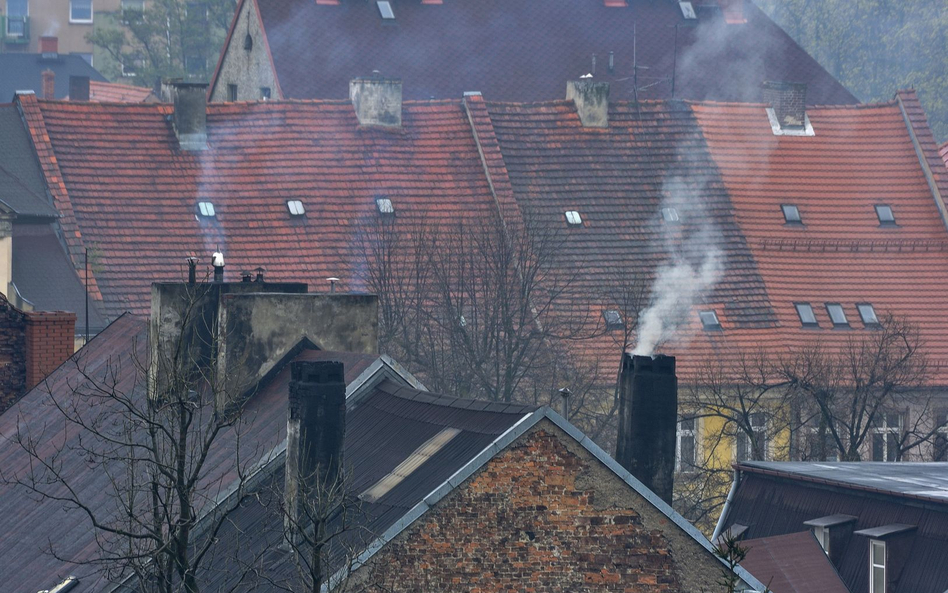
left=357, top=425, right=723, bottom=592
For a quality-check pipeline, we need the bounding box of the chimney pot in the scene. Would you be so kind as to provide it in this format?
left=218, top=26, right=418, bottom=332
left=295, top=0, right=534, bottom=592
left=69, top=76, right=90, bottom=102
left=349, top=77, right=402, bottom=127
left=187, top=257, right=198, bottom=285
left=566, top=80, right=610, bottom=128
left=212, top=251, right=224, bottom=283
left=241, top=272, right=252, bottom=283
left=40, top=36, right=59, bottom=56
left=762, top=81, right=807, bottom=130
left=41, top=70, right=55, bottom=100
left=254, top=267, right=265, bottom=282
left=170, top=80, right=209, bottom=150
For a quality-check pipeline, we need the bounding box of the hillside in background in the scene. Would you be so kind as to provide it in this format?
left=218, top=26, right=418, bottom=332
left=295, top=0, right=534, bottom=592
left=756, top=0, right=948, bottom=141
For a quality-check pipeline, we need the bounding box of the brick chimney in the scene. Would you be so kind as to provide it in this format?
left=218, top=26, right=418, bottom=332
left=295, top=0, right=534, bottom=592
left=762, top=81, right=807, bottom=130
left=40, top=36, right=59, bottom=57
left=25, top=311, right=77, bottom=390
left=170, top=81, right=208, bottom=150
left=69, top=76, right=90, bottom=101
left=349, top=76, right=402, bottom=127
left=615, top=353, right=677, bottom=504
left=41, top=70, right=55, bottom=100
left=566, top=80, right=610, bottom=128
left=284, top=360, right=346, bottom=538
left=718, top=0, right=746, bottom=24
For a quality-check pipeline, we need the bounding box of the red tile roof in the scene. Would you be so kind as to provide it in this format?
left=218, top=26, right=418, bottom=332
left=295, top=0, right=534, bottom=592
left=235, top=0, right=856, bottom=105
left=741, top=531, right=850, bottom=593
left=87, top=80, right=157, bottom=103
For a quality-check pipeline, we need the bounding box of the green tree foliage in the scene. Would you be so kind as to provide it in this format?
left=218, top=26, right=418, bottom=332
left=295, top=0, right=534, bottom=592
left=756, top=0, right=948, bottom=141
left=88, top=0, right=236, bottom=86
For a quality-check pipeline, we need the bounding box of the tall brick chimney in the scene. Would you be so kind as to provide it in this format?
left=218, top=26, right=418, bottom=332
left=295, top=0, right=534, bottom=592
left=41, top=70, right=55, bottom=100
left=284, top=360, right=347, bottom=537
left=69, top=76, right=90, bottom=101
left=762, top=81, right=807, bottom=130
left=40, top=36, right=59, bottom=57
left=615, top=353, right=677, bottom=504
left=25, top=311, right=77, bottom=390
left=349, top=76, right=402, bottom=127
left=566, top=80, right=610, bottom=128
left=170, top=81, right=208, bottom=150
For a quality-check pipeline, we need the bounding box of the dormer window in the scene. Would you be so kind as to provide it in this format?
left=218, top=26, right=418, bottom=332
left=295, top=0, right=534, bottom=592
left=795, top=303, right=818, bottom=327
left=287, top=200, right=305, bottom=216
left=565, top=210, right=583, bottom=226
left=803, top=514, right=856, bottom=556
left=781, top=204, right=802, bottom=224
left=875, top=205, right=896, bottom=226
left=197, top=201, right=215, bottom=217
left=825, top=303, right=848, bottom=327
left=376, top=198, right=394, bottom=215
left=857, top=303, right=879, bottom=326
left=661, top=207, right=680, bottom=223
left=603, top=310, right=624, bottom=331
left=699, top=310, right=721, bottom=330
left=377, top=0, right=394, bottom=19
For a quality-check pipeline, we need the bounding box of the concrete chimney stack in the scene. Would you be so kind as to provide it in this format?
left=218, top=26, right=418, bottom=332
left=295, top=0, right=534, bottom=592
left=566, top=80, right=610, bottom=128
left=41, top=70, right=55, bottom=100
left=615, top=353, right=677, bottom=505
left=762, top=81, right=807, bottom=130
left=285, top=360, right=347, bottom=536
left=349, top=77, right=402, bottom=127
left=170, top=81, right=209, bottom=150
left=69, top=76, right=90, bottom=102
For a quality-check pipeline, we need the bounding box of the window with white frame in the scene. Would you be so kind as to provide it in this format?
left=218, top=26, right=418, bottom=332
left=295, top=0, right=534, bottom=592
left=813, top=525, right=830, bottom=555
left=934, top=409, right=948, bottom=461
left=871, top=412, right=903, bottom=462
left=70, top=0, right=93, bottom=23
left=870, top=540, right=885, bottom=593
left=736, top=412, right=768, bottom=461
left=676, top=417, right=697, bottom=472
left=6, top=0, right=28, bottom=36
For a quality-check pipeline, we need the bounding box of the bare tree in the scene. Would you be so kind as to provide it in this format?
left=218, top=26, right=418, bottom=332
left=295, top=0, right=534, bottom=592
left=2, top=279, right=258, bottom=593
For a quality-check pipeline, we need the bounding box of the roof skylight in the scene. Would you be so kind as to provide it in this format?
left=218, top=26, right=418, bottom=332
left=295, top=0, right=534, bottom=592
left=781, top=204, right=802, bottom=224
left=603, top=310, right=624, bottom=331
left=825, top=303, right=849, bottom=327
left=377, top=0, right=394, bottom=19
left=794, top=303, right=818, bottom=327
left=679, top=1, right=697, bottom=19
left=699, top=310, right=721, bottom=330
left=565, top=210, right=583, bottom=225
left=376, top=197, right=394, bottom=215
left=662, top=207, right=680, bottom=223
left=875, top=204, right=896, bottom=225
left=857, top=303, right=879, bottom=326
left=287, top=200, right=305, bottom=216
left=197, top=201, right=215, bottom=217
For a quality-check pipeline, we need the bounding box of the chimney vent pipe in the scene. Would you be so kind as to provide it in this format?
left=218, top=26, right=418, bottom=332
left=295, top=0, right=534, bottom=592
left=566, top=80, right=610, bottom=128
left=349, top=77, right=402, bottom=127
left=186, top=257, right=198, bottom=285
left=255, top=267, right=265, bottom=282
left=558, top=387, right=571, bottom=421
left=212, top=251, right=224, bottom=283
left=170, top=80, right=209, bottom=150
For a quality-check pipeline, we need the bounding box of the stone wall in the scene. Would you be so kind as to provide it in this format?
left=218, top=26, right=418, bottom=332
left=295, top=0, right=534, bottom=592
left=209, top=0, right=281, bottom=102
left=0, top=294, right=26, bottom=411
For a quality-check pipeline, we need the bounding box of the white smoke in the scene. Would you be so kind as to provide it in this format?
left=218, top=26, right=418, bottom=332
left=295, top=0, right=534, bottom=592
left=43, top=20, right=60, bottom=37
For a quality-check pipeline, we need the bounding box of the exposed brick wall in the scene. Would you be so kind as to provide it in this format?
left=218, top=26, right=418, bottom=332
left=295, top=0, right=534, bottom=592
left=24, top=311, right=76, bottom=391
left=763, top=81, right=807, bottom=128
left=357, top=425, right=724, bottom=592
left=0, top=294, right=27, bottom=412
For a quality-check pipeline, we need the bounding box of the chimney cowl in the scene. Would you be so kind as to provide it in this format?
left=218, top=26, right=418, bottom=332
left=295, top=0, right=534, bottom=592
left=566, top=80, right=610, bottom=128
left=170, top=80, right=209, bottom=151
left=349, top=77, right=402, bottom=127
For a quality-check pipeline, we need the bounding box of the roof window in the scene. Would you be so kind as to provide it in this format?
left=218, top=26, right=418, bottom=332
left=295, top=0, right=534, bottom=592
left=603, top=310, right=624, bottom=331
left=794, top=303, right=818, bottom=327
left=781, top=204, right=802, bottom=224
left=679, top=1, right=697, bottom=19
left=565, top=210, right=583, bottom=226
left=699, top=310, right=721, bottom=330
left=377, top=0, right=394, bottom=19
left=857, top=303, right=879, bottom=326
left=875, top=204, right=896, bottom=226
left=662, top=207, right=680, bottom=223
left=376, top=197, right=394, bottom=215
left=287, top=200, right=305, bottom=216
left=197, top=201, right=215, bottom=217
left=825, top=303, right=849, bottom=327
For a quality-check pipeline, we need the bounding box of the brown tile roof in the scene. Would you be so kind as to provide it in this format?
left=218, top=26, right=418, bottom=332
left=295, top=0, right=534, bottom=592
left=238, top=0, right=856, bottom=105
left=87, top=80, right=157, bottom=103
left=741, top=531, right=850, bottom=593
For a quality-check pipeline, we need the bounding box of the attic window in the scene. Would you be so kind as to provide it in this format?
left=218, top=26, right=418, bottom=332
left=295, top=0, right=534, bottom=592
left=565, top=210, right=583, bottom=225
left=197, top=201, right=216, bottom=217
left=360, top=428, right=461, bottom=503
left=376, top=198, right=394, bottom=215
left=244, top=33, right=253, bottom=51
left=287, top=200, right=305, bottom=216
left=377, top=0, right=394, bottom=19
left=679, top=1, right=697, bottom=19
left=825, top=303, right=849, bottom=327
left=699, top=310, right=721, bottom=330
left=781, top=204, right=802, bottom=224
left=794, top=303, right=818, bottom=327
left=875, top=204, right=896, bottom=226
left=857, top=303, right=879, bottom=326
left=661, top=207, right=680, bottom=223
left=603, top=310, right=624, bottom=331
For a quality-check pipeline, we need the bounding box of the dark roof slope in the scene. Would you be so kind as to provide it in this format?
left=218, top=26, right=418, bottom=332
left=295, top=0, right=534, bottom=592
left=0, top=53, right=107, bottom=101
left=0, top=104, right=58, bottom=218
left=251, top=0, right=856, bottom=105
left=742, top=531, right=850, bottom=593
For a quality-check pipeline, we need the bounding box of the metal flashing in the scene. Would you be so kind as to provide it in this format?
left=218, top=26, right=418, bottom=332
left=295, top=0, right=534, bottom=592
left=766, top=107, right=815, bottom=137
